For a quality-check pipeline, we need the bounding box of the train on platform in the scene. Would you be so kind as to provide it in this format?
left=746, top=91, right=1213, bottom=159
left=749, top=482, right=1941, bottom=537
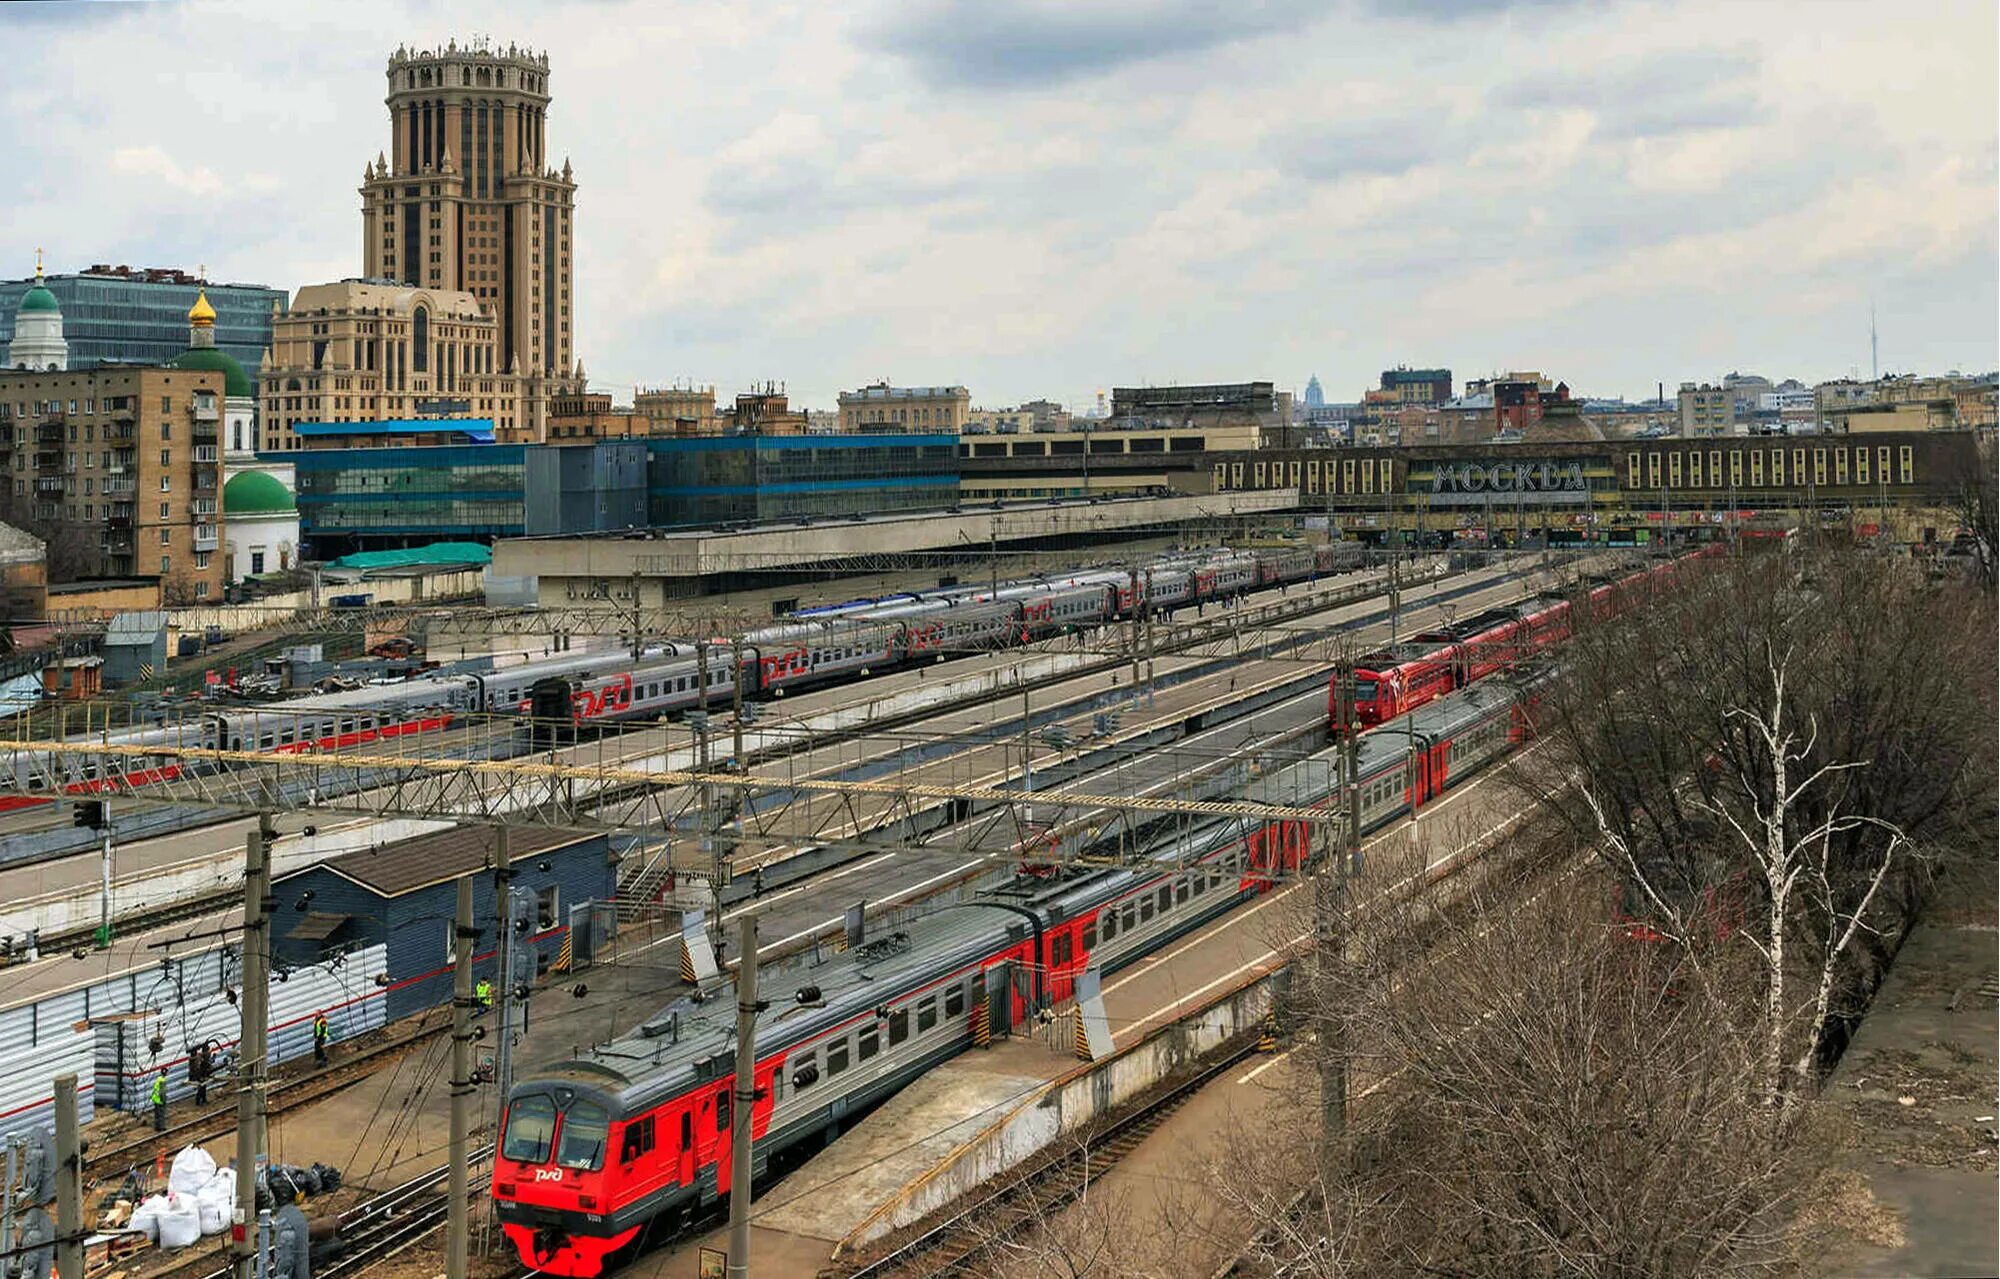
left=1335, top=544, right=1724, bottom=728
left=489, top=674, right=1544, bottom=1276
left=4, top=543, right=1370, bottom=801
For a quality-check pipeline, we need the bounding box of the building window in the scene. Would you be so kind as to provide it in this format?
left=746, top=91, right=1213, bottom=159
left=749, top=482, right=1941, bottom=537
left=1899, top=446, right=1914, bottom=485
left=161, top=556, right=171, bottom=574
left=161, top=396, right=172, bottom=413
left=160, top=529, right=171, bottom=546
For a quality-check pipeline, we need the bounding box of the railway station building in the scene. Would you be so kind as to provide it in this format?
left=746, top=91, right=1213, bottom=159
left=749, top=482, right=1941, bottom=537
left=284, top=431, right=959, bottom=557
left=953, top=430, right=1981, bottom=547
left=272, top=826, right=616, bottom=1024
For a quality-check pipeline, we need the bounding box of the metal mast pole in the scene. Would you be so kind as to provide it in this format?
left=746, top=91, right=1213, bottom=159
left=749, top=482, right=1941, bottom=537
left=725, top=914, right=759, bottom=1279
left=446, top=875, right=475, bottom=1279
left=1127, top=569, right=1142, bottom=696
left=233, top=814, right=273, bottom=1279
left=1142, top=566, right=1156, bottom=707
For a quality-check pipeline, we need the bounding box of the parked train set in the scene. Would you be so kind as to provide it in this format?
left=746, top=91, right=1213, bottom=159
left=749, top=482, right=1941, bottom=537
left=1341, top=544, right=1724, bottom=726
left=3, top=543, right=1370, bottom=804
left=490, top=673, right=1545, bottom=1276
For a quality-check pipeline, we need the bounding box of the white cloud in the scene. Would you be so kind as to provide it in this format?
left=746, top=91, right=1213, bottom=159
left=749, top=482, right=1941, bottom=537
left=0, top=0, right=1991, bottom=406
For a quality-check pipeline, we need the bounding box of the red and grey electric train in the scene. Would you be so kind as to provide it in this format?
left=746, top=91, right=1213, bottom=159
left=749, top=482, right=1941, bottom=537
left=1336, top=545, right=1723, bottom=727
left=490, top=675, right=1541, bottom=1276
left=5, top=544, right=1367, bottom=806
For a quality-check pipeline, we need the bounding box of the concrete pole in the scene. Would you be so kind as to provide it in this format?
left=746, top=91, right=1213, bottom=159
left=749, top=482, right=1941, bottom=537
left=234, top=815, right=273, bottom=1279
left=724, top=914, right=759, bottom=1279
left=731, top=639, right=746, bottom=770
left=55, top=1075, right=81, bottom=1279
left=96, top=803, right=113, bottom=947
left=486, top=826, right=514, bottom=1252
left=446, top=876, right=475, bottom=1279
left=1318, top=661, right=1360, bottom=1188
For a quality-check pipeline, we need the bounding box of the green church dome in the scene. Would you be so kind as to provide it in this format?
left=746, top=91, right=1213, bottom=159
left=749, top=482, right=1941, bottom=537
left=172, top=345, right=255, bottom=399
left=223, top=470, right=296, bottom=516
left=17, top=284, right=58, bottom=314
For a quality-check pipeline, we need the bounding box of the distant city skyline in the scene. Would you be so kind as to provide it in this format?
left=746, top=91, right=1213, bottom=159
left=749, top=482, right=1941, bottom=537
left=0, top=0, right=1991, bottom=409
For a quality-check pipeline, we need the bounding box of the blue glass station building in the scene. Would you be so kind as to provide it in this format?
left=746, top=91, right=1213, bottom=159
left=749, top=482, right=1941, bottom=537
left=280, top=423, right=960, bottom=556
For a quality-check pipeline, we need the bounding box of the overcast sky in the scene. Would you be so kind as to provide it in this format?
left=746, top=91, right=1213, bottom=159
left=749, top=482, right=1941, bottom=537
left=3, top=0, right=1993, bottom=410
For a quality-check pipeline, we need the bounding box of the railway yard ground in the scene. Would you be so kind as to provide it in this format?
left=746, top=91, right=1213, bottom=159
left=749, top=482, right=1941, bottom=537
left=0, top=543, right=1763, bottom=1279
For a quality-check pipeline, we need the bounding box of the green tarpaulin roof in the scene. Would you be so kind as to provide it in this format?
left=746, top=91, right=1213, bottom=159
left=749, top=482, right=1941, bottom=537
left=325, top=543, right=492, bottom=571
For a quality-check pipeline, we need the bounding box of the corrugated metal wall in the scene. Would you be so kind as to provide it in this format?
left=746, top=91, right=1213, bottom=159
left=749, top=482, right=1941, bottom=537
left=94, top=943, right=388, bottom=1114
left=0, top=1029, right=96, bottom=1138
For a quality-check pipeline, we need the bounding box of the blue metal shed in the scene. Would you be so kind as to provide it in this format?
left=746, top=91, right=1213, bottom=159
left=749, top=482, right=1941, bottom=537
left=271, top=826, right=616, bottom=1023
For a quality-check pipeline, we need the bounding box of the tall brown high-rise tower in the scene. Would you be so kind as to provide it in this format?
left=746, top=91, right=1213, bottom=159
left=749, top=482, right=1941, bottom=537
left=359, top=39, right=578, bottom=430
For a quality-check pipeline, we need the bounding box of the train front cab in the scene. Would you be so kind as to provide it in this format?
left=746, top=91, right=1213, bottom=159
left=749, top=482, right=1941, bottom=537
left=493, top=1084, right=639, bottom=1277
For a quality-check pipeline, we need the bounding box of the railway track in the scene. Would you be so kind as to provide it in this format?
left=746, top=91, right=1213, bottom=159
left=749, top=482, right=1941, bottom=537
left=159, top=1165, right=458, bottom=1279
left=84, top=1015, right=451, bottom=1178
left=836, top=1037, right=1266, bottom=1278
left=21, top=561, right=1459, bottom=956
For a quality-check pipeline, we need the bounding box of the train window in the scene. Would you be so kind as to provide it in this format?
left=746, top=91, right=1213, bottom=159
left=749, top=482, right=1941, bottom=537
left=918, top=997, right=937, bottom=1033
left=1176, top=879, right=1190, bottom=905
left=1081, top=921, right=1097, bottom=951
left=618, top=1116, right=655, bottom=1163
left=1100, top=910, right=1117, bottom=943
left=681, top=1112, right=693, bottom=1150
left=946, top=983, right=966, bottom=1019
left=1156, top=885, right=1172, bottom=915
left=792, top=1052, right=817, bottom=1089
left=715, top=1089, right=730, bottom=1133
left=1138, top=896, right=1155, bottom=924
left=555, top=1100, right=608, bottom=1170
left=1051, top=933, right=1069, bottom=966
left=1192, top=872, right=1207, bottom=897
left=857, top=1024, right=879, bottom=1061
left=827, top=1039, right=849, bottom=1076
left=888, top=1008, right=909, bottom=1046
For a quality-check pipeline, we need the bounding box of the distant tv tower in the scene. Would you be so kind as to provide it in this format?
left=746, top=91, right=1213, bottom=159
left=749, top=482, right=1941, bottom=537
left=1870, top=301, right=1879, bottom=380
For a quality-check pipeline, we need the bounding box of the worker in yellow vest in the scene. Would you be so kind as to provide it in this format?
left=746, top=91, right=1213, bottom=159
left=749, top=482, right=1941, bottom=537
left=312, top=1011, right=331, bottom=1066
left=150, top=1069, right=168, bottom=1131
left=475, top=978, right=493, bottom=1016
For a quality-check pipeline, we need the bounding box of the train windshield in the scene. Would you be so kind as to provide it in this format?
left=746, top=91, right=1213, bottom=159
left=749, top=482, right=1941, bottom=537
left=1352, top=679, right=1379, bottom=705
left=556, top=1100, right=609, bottom=1171
left=502, top=1094, right=557, bottom=1163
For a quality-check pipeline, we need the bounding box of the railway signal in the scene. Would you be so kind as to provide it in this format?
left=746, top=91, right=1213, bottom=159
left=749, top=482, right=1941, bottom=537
left=71, top=800, right=106, bottom=830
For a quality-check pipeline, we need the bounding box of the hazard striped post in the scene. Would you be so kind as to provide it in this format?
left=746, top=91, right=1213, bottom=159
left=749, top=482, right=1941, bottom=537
left=1072, top=1007, right=1091, bottom=1063
left=1258, top=1015, right=1278, bottom=1054
left=972, top=991, right=991, bottom=1048
left=551, top=932, right=573, bottom=974
left=678, top=936, right=698, bottom=985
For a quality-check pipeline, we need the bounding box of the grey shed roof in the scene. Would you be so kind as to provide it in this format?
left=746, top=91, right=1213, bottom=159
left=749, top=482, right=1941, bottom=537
left=315, top=827, right=591, bottom=898
left=104, top=611, right=167, bottom=644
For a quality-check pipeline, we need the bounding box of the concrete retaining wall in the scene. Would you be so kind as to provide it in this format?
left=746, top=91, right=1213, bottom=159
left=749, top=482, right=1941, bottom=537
left=843, top=963, right=1287, bottom=1252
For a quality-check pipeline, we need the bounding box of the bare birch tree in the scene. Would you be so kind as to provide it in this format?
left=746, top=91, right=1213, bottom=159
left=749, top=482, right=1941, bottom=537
left=1521, top=545, right=1995, bottom=1109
